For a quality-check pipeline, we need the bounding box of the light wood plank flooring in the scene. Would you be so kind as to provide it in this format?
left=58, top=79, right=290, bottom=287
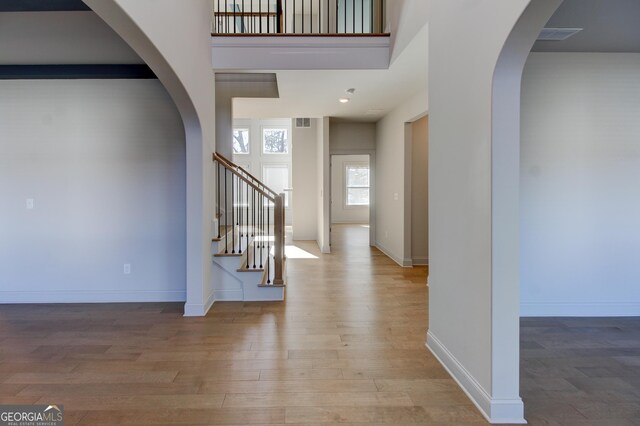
left=3, top=224, right=638, bottom=424
left=0, top=224, right=483, bottom=425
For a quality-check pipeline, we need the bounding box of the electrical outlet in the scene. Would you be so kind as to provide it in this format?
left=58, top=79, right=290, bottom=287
left=393, top=193, right=399, bottom=201
left=123, top=264, right=131, bottom=275
left=26, top=199, right=34, bottom=210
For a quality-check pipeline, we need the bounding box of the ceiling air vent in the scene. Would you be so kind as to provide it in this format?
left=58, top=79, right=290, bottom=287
left=295, top=118, right=311, bottom=128
left=537, top=28, right=583, bottom=41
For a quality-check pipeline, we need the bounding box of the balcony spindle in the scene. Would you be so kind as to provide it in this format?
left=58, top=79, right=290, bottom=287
left=370, top=0, right=373, bottom=32
left=343, top=0, right=346, bottom=33
left=352, top=0, right=355, bottom=33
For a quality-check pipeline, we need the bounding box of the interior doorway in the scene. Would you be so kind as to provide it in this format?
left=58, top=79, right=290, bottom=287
left=330, top=154, right=371, bottom=246
left=409, top=115, right=429, bottom=266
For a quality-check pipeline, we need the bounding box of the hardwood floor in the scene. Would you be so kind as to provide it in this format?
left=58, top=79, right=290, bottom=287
left=2, top=224, right=638, bottom=424
left=0, top=224, right=481, bottom=425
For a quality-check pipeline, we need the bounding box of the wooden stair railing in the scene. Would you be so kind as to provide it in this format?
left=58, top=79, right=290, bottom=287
left=213, top=152, right=285, bottom=285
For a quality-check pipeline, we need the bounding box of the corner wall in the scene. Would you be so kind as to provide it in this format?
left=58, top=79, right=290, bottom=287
left=410, top=116, right=429, bottom=265
left=317, top=118, right=331, bottom=253
left=292, top=118, right=319, bottom=241
left=375, top=90, right=427, bottom=266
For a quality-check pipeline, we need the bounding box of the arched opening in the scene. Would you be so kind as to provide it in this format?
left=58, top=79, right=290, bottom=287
left=507, top=1, right=640, bottom=423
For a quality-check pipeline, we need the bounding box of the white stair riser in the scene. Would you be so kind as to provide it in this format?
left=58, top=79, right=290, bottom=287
left=211, top=230, right=284, bottom=302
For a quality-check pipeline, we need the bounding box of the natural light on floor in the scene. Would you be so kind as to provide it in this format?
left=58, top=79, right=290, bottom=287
left=284, top=245, right=318, bottom=259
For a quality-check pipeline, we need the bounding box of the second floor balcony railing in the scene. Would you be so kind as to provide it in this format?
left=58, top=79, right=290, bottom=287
left=213, top=0, right=386, bottom=35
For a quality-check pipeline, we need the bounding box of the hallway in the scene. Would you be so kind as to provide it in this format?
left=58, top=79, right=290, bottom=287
left=0, top=224, right=488, bottom=425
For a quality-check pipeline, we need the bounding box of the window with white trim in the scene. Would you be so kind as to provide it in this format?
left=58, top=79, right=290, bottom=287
left=345, top=163, right=370, bottom=206
left=262, top=128, right=288, bottom=154
left=233, top=128, right=250, bottom=154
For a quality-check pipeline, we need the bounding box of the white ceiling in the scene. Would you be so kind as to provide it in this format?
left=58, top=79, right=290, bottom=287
left=233, top=24, right=427, bottom=122
left=532, top=0, right=640, bottom=53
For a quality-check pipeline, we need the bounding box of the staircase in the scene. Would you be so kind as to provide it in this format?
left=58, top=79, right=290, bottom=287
left=211, top=153, right=286, bottom=301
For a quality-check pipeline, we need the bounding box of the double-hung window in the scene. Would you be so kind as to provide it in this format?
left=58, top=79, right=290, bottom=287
left=345, top=163, right=370, bottom=206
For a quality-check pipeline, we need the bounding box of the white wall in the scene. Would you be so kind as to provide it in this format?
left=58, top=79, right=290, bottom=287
left=317, top=118, right=331, bottom=253
left=329, top=120, right=376, bottom=153
left=331, top=155, right=370, bottom=224
left=410, top=116, right=428, bottom=264
left=426, top=0, right=561, bottom=423
left=0, top=80, right=185, bottom=302
left=521, top=52, right=640, bottom=316
left=0, top=11, right=142, bottom=64
left=375, top=90, right=427, bottom=266
left=292, top=119, right=319, bottom=241
left=386, top=0, right=428, bottom=62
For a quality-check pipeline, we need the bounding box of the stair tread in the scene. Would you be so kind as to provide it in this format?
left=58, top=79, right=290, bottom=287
left=214, top=252, right=243, bottom=257
left=237, top=267, right=265, bottom=272
left=212, top=225, right=234, bottom=242
left=258, top=283, right=286, bottom=288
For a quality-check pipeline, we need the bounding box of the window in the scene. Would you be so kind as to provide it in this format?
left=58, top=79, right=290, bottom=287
left=262, top=164, right=290, bottom=207
left=233, top=128, right=250, bottom=154
left=262, top=128, right=288, bottom=154
left=345, top=164, right=370, bottom=206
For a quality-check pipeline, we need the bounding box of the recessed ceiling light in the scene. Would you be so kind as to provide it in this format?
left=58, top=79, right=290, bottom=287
left=339, top=97, right=350, bottom=103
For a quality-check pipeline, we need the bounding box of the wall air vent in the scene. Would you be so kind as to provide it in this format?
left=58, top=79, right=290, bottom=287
left=537, top=28, right=583, bottom=41
left=295, top=118, right=311, bottom=128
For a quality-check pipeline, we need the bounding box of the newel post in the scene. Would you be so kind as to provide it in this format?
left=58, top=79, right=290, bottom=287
left=273, top=193, right=285, bottom=285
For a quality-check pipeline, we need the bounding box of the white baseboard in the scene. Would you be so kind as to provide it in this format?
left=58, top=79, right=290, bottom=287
left=184, top=289, right=216, bottom=317
left=292, top=236, right=317, bottom=241
left=375, top=241, right=412, bottom=267
left=331, top=220, right=369, bottom=224
left=521, top=302, right=640, bottom=317
left=212, top=289, right=244, bottom=301
left=426, top=331, right=526, bottom=424
left=0, top=290, right=185, bottom=304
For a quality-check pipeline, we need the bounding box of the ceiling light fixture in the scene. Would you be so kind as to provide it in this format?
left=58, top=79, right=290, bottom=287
left=339, top=97, right=350, bottom=104
left=345, top=88, right=356, bottom=95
